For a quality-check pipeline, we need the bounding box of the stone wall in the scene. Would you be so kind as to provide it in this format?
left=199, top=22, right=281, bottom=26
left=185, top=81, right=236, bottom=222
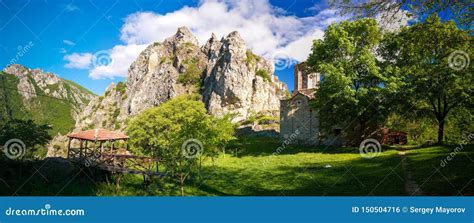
left=280, top=93, right=319, bottom=145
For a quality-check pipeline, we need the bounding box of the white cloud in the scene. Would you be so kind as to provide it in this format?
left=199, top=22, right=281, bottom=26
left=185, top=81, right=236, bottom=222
left=64, top=53, right=93, bottom=69
left=376, top=9, right=411, bottom=32
left=66, top=0, right=345, bottom=79
left=89, top=44, right=147, bottom=79
left=65, top=4, right=79, bottom=12
left=282, top=29, right=325, bottom=62
left=63, top=40, right=75, bottom=46
left=120, top=1, right=343, bottom=58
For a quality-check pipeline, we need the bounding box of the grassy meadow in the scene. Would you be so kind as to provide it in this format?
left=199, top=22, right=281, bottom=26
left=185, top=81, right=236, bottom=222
left=1, top=137, right=472, bottom=196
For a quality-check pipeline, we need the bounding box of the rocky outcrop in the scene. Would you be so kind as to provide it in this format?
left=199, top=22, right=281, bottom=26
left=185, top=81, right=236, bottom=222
left=49, top=27, right=289, bottom=157
left=202, top=31, right=287, bottom=121
left=1, top=64, right=96, bottom=158
left=3, top=64, right=95, bottom=113
left=71, top=27, right=288, bottom=135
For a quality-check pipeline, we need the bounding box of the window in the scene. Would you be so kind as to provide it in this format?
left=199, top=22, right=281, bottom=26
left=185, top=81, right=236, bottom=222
left=294, top=99, right=302, bottom=107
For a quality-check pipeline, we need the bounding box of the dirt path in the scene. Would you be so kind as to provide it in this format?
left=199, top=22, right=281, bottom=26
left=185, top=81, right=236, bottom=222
left=398, top=148, right=424, bottom=196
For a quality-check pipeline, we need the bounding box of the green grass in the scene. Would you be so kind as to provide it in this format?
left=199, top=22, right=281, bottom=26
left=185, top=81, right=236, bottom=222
left=404, top=144, right=474, bottom=195
left=2, top=138, right=472, bottom=196
left=62, top=78, right=95, bottom=97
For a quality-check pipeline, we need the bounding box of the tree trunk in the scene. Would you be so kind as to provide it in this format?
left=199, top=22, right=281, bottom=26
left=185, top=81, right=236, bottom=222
left=180, top=174, right=185, bottom=196
left=437, top=118, right=445, bottom=145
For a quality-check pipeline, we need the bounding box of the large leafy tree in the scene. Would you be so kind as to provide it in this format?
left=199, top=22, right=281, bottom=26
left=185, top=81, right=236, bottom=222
left=0, top=119, right=52, bottom=159
left=308, top=19, right=397, bottom=144
left=330, top=0, right=472, bottom=27
left=380, top=15, right=473, bottom=144
left=126, top=94, right=235, bottom=195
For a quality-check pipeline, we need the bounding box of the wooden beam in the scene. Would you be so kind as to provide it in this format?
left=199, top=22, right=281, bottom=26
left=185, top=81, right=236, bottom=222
left=67, top=138, right=72, bottom=159
left=79, top=139, right=83, bottom=159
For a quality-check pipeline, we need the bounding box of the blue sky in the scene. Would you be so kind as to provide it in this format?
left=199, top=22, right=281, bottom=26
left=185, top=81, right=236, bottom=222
left=1, top=0, right=343, bottom=95
left=0, top=1, right=463, bottom=95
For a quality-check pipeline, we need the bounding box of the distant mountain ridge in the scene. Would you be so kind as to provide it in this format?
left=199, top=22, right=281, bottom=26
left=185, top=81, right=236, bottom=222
left=0, top=64, right=96, bottom=135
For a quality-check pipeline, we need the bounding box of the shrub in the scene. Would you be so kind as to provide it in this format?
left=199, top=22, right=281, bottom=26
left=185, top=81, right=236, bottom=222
left=116, top=82, right=126, bottom=95
left=256, top=69, right=271, bottom=82
left=245, top=50, right=260, bottom=65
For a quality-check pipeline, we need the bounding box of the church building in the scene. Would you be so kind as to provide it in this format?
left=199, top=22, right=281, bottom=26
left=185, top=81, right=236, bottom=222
left=279, top=62, right=321, bottom=145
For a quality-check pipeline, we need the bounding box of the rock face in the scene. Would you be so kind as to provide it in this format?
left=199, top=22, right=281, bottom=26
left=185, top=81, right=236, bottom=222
left=72, top=27, right=288, bottom=133
left=1, top=64, right=96, bottom=140
left=3, top=64, right=94, bottom=109
left=202, top=31, right=286, bottom=121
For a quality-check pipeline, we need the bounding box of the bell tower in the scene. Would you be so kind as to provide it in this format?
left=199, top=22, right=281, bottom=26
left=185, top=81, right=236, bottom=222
left=293, top=62, right=320, bottom=93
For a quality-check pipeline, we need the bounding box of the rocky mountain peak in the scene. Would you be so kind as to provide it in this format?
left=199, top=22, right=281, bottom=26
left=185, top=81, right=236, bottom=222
left=50, top=27, right=289, bottom=156
left=71, top=27, right=288, bottom=131
left=4, top=64, right=29, bottom=77
left=2, top=64, right=95, bottom=106
left=202, top=33, right=222, bottom=62
left=224, top=31, right=245, bottom=46
left=164, top=26, right=199, bottom=47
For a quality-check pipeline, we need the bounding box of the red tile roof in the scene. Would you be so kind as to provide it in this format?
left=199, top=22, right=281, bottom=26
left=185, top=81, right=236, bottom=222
left=67, top=129, right=129, bottom=141
left=297, top=89, right=316, bottom=99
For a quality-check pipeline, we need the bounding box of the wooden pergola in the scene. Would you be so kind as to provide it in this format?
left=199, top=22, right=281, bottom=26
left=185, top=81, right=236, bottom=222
left=67, top=128, right=129, bottom=160
left=66, top=129, right=163, bottom=177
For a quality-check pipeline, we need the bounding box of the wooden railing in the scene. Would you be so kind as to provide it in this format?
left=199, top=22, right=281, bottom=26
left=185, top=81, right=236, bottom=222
left=68, top=148, right=162, bottom=176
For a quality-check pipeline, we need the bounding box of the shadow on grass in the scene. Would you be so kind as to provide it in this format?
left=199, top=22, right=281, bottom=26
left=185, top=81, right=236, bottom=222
left=405, top=144, right=474, bottom=195
left=231, top=137, right=397, bottom=157
left=0, top=157, right=104, bottom=196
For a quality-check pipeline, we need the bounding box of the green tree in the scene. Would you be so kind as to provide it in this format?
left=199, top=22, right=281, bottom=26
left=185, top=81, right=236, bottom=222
left=126, top=94, right=235, bottom=195
left=330, top=0, right=472, bottom=27
left=307, top=19, right=396, bottom=143
left=380, top=15, right=473, bottom=144
left=0, top=119, right=52, bottom=159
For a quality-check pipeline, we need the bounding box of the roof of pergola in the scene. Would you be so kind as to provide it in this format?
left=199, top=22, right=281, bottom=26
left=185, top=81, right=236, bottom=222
left=67, top=128, right=129, bottom=141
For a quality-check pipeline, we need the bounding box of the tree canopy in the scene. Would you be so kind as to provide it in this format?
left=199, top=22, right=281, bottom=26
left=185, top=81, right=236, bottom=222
left=126, top=94, right=235, bottom=194
left=307, top=18, right=396, bottom=143
left=308, top=15, right=472, bottom=145
left=0, top=119, right=52, bottom=159
left=380, top=15, right=473, bottom=144
left=330, top=0, right=472, bottom=28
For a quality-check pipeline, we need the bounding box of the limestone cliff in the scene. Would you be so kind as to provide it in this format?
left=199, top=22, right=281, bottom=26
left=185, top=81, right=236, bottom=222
left=1, top=64, right=95, bottom=135
left=72, top=27, right=288, bottom=133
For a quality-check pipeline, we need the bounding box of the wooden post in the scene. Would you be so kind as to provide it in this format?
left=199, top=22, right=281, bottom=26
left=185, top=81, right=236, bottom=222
left=79, top=139, right=83, bottom=159
left=66, top=138, right=72, bottom=159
